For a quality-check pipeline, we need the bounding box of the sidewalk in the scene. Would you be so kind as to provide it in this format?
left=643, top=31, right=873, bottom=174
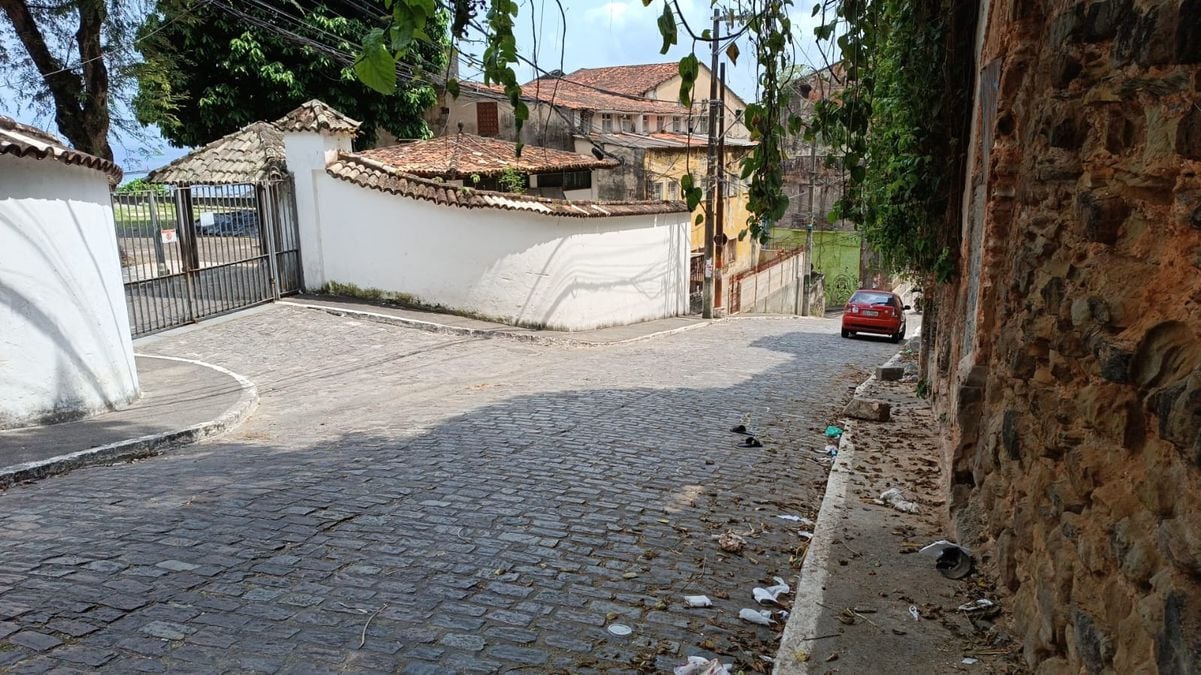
left=0, top=355, right=256, bottom=488
left=282, top=295, right=712, bottom=345
left=775, top=345, right=1016, bottom=674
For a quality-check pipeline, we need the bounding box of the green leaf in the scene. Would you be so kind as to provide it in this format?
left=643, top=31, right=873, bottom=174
left=446, top=78, right=461, bottom=98
left=680, top=173, right=693, bottom=191
left=725, top=42, right=739, bottom=66
left=657, top=3, right=677, bottom=55
left=695, top=213, right=704, bottom=225
left=677, top=53, right=699, bottom=106
left=812, top=3, right=821, bottom=16
left=355, top=28, right=396, bottom=95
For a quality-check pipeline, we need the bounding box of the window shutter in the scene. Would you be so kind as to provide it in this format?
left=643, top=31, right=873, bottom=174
left=476, top=102, right=499, bottom=136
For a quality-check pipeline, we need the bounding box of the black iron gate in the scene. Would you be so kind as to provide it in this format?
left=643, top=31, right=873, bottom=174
left=113, top=178, right=302, bottom=337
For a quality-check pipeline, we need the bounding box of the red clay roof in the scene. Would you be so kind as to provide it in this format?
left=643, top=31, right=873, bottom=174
left=326, top=152, right=687, bottom=218
left=563, top=63, right=680, bottom=97
left=461, top=67, right=690, bottom=115
left=352, top=133, right=616, bottom=178
left=0, top=115, right=122, bottom=182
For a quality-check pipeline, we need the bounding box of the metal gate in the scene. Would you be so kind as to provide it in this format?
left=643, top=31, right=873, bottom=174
left=113, top=178, right=302, bottom=337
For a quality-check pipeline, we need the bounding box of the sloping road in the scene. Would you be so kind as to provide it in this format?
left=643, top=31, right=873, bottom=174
left=0, top=305, right=902, bottom=673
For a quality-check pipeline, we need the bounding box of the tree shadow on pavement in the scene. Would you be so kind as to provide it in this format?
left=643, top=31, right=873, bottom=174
left=0, top=329, right=900, bottom=674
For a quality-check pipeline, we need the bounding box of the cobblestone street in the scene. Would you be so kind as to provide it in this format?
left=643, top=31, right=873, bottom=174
left=0, top=305, right=903, bottom=673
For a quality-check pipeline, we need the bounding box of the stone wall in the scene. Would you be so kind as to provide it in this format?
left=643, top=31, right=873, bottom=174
left=926, top=0, right=1201, bottom=672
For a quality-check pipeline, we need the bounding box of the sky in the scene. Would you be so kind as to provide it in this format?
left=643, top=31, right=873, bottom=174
left=0, top=0, right=829, bottom=182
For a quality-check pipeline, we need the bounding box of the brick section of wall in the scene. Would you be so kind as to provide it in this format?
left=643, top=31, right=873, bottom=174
left=927, top=0, right=1201, bottom=672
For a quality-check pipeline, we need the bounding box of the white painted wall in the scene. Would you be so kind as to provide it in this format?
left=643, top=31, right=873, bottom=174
left=284, top=131, right=354, bottom=291
left=287, top=135, right=689, bottom=331
left=0, top=154, right=139, bottom=428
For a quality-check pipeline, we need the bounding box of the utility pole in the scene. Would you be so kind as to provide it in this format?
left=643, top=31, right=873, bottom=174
left=800, top=89, right=818, bottom=317
left=701, top=10, right=720, bottom=319
left=715, top=62, right=727, bottom=312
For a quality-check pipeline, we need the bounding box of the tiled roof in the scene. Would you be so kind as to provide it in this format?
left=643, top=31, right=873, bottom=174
left=519, top=75, right=688, bottom=115
left=326, top=152, right=687, bottom=218
left=0, top=115, right=122, bottom=182
left=352, top=133, right=616, bottom=178
left=148, top=122, right=285, bottom=186
left=563, top=63, right=680, bottom=97
left=589, top=131, right=758, bottom=149
left=274, top=99, right=361, bottom=134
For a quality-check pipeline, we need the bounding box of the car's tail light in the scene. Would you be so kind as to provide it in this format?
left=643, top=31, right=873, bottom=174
left=847, top=305, right=858, bottom=314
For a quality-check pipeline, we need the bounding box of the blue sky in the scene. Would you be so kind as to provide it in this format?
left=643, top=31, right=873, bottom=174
left=0, top=0, right=826, bottom=182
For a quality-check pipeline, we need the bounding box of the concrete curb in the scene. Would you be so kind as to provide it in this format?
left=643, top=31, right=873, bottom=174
left=282, top=300, right=713, bottom=347
left=773, top=347, right=911, bottom=674
left=0, top=355, right=258, bottom=490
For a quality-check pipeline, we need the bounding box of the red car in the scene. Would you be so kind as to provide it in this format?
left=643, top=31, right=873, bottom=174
left=841, top=289, right=910, bottom=342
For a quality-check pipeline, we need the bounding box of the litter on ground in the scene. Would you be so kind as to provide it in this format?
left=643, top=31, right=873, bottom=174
left=753, top=576, right=791, bottom=604
left=879, top=487, right=921, bottom=514
left=674, top=656, right=731, bottom=675
left=683, top=595, right=713, bottom=608
left=739, top=608, right=775, bottom=625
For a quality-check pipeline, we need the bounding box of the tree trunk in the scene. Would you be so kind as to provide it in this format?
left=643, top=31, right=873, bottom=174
left=0, top=0, right=113, bottom=160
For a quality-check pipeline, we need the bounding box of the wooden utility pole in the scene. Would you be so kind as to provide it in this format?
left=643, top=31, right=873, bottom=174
left=701, top=10, right=721, bottom=319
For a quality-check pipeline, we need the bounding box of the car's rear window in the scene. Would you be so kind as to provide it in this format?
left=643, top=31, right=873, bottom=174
left=850, top=291, right=894, bottom=305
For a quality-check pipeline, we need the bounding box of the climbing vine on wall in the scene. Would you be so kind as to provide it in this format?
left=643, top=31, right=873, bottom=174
left=810, top=0, right=968, bottom=281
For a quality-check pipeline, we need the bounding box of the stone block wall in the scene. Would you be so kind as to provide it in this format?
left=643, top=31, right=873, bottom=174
left=926, top=0, right=1201, bottom=672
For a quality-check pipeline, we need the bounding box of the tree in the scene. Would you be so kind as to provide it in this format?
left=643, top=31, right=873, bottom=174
left=0, top=0, right=147, bottom=160
left=133, top=0, right=447, bottom=149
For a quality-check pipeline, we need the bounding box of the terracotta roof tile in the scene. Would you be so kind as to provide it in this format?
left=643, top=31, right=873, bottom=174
left=353, top=133, right=616, bottom=178
left=274, top=99, right=361, bottom=134
left=148, top=122, right=285, bottom=185
left=519, top=75, right=688, bottom=114
left=0, top=115, right=122, bottom=182
left=326, top=152, right=687, bottom=218
left=564, top=63, right=680, bottom=97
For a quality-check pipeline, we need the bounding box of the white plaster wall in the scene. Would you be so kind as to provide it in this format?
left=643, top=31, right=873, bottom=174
left=285, top=131, right=354, bottom=290
left=0, top=154, right=139, bottom=428
left=313, top=173, right=688, bottom=330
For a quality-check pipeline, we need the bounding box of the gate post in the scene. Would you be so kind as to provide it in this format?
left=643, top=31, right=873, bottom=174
left=175, top=187, right=198, bottom=324
left=257, top=182, right=281, bottom=300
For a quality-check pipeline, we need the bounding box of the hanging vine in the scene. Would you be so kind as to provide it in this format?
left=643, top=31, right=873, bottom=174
left=809, top=0, right=968, bottom=281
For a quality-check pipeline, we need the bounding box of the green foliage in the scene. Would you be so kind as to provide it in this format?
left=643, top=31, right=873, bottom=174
left=657, top=3, right=677, bottom=55
left=497, top=167, right=527, bottom=194
left=115, top=178, right=169, bottom=196
left=480, top=0, right=528, bottom=154
left=134, top=0, right=446, bottom=149
left=810, top=0, right=964, bottom=281
left=676, top=53, right=699, bottom=107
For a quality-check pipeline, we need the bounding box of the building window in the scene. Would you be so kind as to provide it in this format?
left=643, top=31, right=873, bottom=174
left=620, top=115, right=635, bottom=133
left=476, top=102, right=499, bottom=136
left=653, top=181, right=666, bottom=200
left=673, top=116, right=683, bottom=132
left=537, top=170, right=592, bottom=190
left=656, top=116, right=666, bottom=131
left=667, top=180, right=680, bottom=200
left=579, top=110, right=594, bottom=133
left=601, top=113, right=613, bottom=133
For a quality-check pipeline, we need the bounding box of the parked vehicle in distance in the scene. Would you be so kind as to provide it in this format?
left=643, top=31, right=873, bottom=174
left=841, top=289, right=910, bottom=343
left=196, top=209, right=259, bottom=237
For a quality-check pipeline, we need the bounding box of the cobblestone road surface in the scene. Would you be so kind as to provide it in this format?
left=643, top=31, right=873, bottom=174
left=0, top=305, right=903, bottom=673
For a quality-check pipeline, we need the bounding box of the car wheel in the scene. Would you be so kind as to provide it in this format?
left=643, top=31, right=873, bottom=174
left=841, top=329, right=850, bottom=338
